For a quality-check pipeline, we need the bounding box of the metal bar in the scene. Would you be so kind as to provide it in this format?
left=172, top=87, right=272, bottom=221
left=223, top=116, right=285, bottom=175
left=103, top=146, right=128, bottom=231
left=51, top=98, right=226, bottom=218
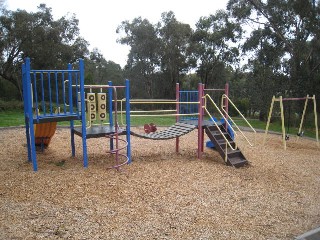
left=125, top=79, right=131, bottom=163
left=197, top=83, right=203, bottom=159
left=279, top=96, right=286, bottom=150
left=204, top=88, right=225, bottom=91
left=75, top=72, right=80, bottom=117
left=68, top=63, right=75, bottom=157
left=26, top=58, right=38, bottom=171
left=62, top=73, right=66, bottom=113
left=204, top=94, right=238, bottom=151
left=130, top=109, right=176, bottom=113
left=224, top=83, right=229, bottom=130
left=297, top=95, right=309, bottom=142
left=33, top=72, right=39, bottom=121
left=221, top=94, right=256, bottom=147
left=176, top=83, right=180, bottom=153
left=40, top=72, right=45, bottom=115
left=264, top=96, right=275, bottom=146
left=79, top=59, right=88, bottom=168
left=48, top=73, right=53, bottom=114
left=55, top=72, right=59, bottom=111
left=71, top=84, right=126, bottom=89
left=130, top=113, right=199, bottom=117
left=130, top=101, right=199, bottom=104
left=22, top=63, right=32, bottom=162
left=30, top=70, right=79, bottom=73
left=282, top=97, right=308, bottom=101
left=108, top=81, right=114, bottom=151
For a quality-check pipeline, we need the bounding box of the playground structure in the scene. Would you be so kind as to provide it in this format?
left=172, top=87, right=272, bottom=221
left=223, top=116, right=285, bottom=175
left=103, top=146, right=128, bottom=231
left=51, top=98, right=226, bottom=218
left=22, top=58, right=131, bottom=171
left=264, top=95, right=319, bottom=150
left=121, top=83, right=256, bottom=167
left=22, top=58, right=256, bottom=171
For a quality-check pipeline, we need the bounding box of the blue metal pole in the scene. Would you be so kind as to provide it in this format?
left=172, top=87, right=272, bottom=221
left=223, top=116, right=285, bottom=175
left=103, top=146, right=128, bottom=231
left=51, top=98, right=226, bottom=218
left=22, top=63, right=31, bottom=162
left=25, top=58, right=38, bottom=171
left=79, top=59, right=88, bottom=168
left=125, top=79, right=131, bottom=163
left=68, top=63, right=75, bottom=157
left=108, top=81, right=114, bottom=150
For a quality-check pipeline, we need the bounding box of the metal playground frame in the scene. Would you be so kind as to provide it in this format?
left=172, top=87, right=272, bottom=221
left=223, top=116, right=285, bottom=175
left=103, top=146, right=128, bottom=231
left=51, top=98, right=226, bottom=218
left=22, top=57, right=256, bottom=171
left=264, top=95, right=319, bottom=150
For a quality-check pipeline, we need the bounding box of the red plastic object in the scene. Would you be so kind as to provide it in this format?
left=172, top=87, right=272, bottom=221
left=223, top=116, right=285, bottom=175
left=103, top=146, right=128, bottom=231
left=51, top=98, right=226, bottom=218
left=144, top=124, right=151, bottom=133
left=149, top=123, right=157, bottom=132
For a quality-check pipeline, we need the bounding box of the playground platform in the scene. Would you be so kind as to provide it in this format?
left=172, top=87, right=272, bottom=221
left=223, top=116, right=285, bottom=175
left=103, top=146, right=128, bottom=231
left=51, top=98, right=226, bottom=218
left=74, top=126, right=125, bottom=139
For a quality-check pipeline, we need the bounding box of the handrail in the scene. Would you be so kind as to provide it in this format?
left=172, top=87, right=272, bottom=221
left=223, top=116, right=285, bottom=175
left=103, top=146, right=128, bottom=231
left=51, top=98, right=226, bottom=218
left=221, top=94, right=256, bottom=146
left=203, top=94, right=238, bottom=154
left=119, top=97, right=200, bottom=125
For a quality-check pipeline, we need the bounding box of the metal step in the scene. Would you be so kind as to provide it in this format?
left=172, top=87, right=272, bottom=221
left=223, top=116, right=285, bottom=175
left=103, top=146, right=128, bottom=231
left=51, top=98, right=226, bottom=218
left=228, top=157, right=247, bottom=168
left=205, top=125, right=248, bottom=168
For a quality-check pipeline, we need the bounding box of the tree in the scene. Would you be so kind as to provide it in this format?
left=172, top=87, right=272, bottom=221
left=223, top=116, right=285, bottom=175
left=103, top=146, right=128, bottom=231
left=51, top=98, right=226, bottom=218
left=85, top=48, right=123, bottom=85
left=228, top=0, right=320, bottom=99
left=157, top=11, right=193, bottom=97
left=117, top=17, right=160, bottom=98
left=0, top=4, right=89, bottom=99
left=191, top=10, right=242, bottom=88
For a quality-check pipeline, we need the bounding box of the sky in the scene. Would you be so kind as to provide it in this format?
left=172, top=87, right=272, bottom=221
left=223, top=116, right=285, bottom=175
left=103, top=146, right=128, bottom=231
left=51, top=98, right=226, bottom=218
left=6, top=0, right=229, bottom=67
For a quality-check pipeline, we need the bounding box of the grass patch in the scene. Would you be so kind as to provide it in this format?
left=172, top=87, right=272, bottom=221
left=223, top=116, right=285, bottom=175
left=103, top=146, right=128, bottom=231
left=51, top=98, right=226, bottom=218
left=0, top=110, right=25, bottom=127
left=0, top=110, right=318, bottom=139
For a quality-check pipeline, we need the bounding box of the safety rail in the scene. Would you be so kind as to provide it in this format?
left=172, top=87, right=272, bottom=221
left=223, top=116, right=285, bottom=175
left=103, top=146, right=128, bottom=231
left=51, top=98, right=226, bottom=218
left=203, top=94, right=238, bottom=162
left=118, top=98, right=199, bottom=126
left=221, top=94, right=256, bottom=147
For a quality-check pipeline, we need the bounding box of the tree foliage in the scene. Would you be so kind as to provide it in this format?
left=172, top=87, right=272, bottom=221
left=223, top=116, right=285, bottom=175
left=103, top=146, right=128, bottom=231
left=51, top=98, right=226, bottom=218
left=228, top=0, right=320, bottom=118
left=1, top=1, right=320, bottom=121
left=0, top=4, right=91, bottom=98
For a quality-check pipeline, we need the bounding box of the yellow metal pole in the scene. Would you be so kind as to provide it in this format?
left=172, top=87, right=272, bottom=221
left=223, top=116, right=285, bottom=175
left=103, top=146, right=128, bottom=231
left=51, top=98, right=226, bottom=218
left=296, top=95, right=309, bottom=141
left=279, top=96, right=286, bottom=150
left=313, top=95, right=319, bottom=146
left=264, top=96, right=275, bottom=146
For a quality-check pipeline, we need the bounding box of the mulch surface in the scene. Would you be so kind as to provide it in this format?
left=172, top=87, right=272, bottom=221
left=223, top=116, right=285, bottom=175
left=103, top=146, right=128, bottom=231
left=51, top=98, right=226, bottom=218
left=0, top=127, right=319, bottom=239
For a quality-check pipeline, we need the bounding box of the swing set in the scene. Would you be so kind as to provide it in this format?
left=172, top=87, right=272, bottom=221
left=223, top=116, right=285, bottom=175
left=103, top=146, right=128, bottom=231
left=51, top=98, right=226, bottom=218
left=264, top=95, right=319, bottom=150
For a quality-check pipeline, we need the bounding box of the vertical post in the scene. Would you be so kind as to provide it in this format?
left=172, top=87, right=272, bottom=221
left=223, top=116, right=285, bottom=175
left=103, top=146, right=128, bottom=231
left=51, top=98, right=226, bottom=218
left=313, top=95, right=319, bottom=146
left=297, top=95, right=309, bottom=141
left=197, top=83, right=203, bottom=159
left=264, top=96, right=275, bottom=146
left=25, top=58, right=38, bottom=171
left=79, top=59, right=88, bottom=167
left=108, top=81, right=114, bottom=150
left=201, top=84, right=205, bottom=152
left=279, top=96, right=286, bottom=150
left=175, top=83, right=180, bottom=153
left=68, top=63, right=75, bottom=157
left=125, top=79, right=131, bottom=163
left=22, top=62, right=31, bottom=162
left=224, top=83, right=229, bottom=130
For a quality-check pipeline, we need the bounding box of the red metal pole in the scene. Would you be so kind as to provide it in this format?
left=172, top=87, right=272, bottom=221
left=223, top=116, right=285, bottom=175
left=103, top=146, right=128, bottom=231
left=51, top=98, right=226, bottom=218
left=198, top=83, right=203, bottom=159
left=176, top=83, right=180, bottom=153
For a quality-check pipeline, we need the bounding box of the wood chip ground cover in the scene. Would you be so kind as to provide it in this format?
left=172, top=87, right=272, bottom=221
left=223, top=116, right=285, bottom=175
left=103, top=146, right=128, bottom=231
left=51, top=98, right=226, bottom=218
left=0, top=127, right=319, bottom=239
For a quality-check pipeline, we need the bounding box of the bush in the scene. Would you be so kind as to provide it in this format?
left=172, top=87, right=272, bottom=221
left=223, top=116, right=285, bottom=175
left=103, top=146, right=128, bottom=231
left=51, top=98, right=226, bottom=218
left=0, top=100, right=24, bottom=111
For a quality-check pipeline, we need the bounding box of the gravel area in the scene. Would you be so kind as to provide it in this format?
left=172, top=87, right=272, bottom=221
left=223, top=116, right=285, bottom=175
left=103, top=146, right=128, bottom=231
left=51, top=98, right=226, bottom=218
left=0, top=126, right=319, bottom=239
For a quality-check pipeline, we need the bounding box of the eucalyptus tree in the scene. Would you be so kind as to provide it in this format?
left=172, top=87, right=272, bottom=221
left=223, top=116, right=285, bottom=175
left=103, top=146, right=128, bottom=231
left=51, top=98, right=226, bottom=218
left=85, top=48, right=123, bottom=86
left=117, top=12, right=193, bottom=99
left=190, top=10, right=242, bottom=88
left=157, top=11, right=193, bottom=97
left=0, top=4, right=89, bottom=99
left=228, top=0, right=320, bottom=98
left=117, top=17, right=160, bottom=98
